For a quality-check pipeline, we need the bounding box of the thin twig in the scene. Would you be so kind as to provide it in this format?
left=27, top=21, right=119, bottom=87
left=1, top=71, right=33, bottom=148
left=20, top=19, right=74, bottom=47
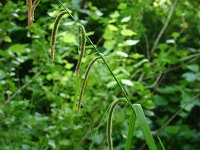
left=150, top=0, right=177, bottom=56
left=156, top=93, right=200, bottom=134
left=3, top=71, right=42, bottom=106
left=138, top=73, right=144, bottom=82
left=146, top=72, right=162, bottom=89
left=140, top=52, right=200, bottom=82
left=180, top=53, right=200, bottom=61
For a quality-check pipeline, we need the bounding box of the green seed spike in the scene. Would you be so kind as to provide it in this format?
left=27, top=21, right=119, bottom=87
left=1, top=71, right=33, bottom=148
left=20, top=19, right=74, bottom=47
left=77, top=56, right=100, bottom=112
left=107, top=98, right=126, bottom=150
left=75, top=24, right=86, bottom=75
left=51, top=11, right=67, bottom=62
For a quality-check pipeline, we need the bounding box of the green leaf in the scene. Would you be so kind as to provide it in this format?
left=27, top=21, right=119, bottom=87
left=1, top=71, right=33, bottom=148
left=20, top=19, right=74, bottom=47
left=110, top=11, right=120, bottom=18
left=154, top=95, right=168, bottom=106
left=4, top=36, right=12, bottom=43
left=103, top=24, right=118, bottom=40
left=48, top=140, right=56, bottom=148
left=121, top=28, right=137, bottom=36
left=115, top=51, right=128, bottom=57
left=63, top=32, right=76, bottom=43
left=103, top=40, right=116, bottom=50
left=133, top=104, right=157, bottom=150
left=125, top=40, right=139, bottom=45
left=59, top=139, right=70, bottom=146
left=121, top=79, right=134, bottom=86
left=95, top=10, right=103, bottom=16
left=125, top=111, right=136, bottom=150
left=120, top=40, right=139, bottom=46
left=107, top=81, right=117, bottom=88
left=107, top=24, right=118, bottom=31
left=165, top=126, right=180, bottom=134
left=121, top=16, right=131, bottom=23
left=118, top=3, right=127, bottom=9
left=187, top=64, right=199, bottom=72
left=131, top=53, right=144, bottom=59
left=182, top=72, right=198, bottom=82
left=157, top=86, right=179, bottom=94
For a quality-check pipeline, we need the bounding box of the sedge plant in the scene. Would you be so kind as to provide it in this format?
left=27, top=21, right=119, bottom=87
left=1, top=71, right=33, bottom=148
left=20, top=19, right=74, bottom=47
left=26, top=0, right=158, bottom=149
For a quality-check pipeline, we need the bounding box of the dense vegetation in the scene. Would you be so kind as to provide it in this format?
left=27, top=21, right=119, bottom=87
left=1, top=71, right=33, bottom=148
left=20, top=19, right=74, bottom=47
left=0, top=0, right=200, bottom=149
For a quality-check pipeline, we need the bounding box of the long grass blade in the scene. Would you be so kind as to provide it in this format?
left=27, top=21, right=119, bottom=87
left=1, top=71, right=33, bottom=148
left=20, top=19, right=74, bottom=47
left=125, top=110, right=136, bottom=150
left=133, top=104, right=157, bottom=150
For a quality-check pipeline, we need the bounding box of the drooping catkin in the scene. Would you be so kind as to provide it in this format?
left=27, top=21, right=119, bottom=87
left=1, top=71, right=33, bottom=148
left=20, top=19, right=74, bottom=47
left=77, top=56, right=100, bottom=112
left=31, top=0, right=40, bottom=21
left=26, top=0, right=33, bottom=27
left=107, top=98, right=125, bottom=150
left=75, top=24, right=86, bottom=75
left=26, top=0, right=40, bottom=27
left=51, top=11, right=67, bottom=62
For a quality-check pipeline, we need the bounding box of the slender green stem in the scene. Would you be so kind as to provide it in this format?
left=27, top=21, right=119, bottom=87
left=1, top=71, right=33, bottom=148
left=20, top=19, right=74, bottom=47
left=57, top=0, right=78, bottom=23
left=157, top=136, right=165, bottom=150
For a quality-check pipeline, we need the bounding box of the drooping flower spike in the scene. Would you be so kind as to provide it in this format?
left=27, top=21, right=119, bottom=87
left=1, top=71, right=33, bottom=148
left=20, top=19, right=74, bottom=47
left=75, top=24, right=86, bottom=75
left=77, top=56, right=100, bottom=112
left=51, top=11, right=67, bottom=62
left=26, top=0, right=40, bottom=27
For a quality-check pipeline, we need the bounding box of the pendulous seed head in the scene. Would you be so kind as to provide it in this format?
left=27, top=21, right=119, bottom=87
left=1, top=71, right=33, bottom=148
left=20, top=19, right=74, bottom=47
left=77, top=56, right=100, bottom=112
left=51, top=11, right=67, bottom=62
left=26, top=0, right=40, bottom=27
left=31, top=0, right=40, bottom=21
left=26, top=0, right=33, bottom=27
left=75, top=24, right=86, bottom=75
left=107, top=98, right=126, bottom=150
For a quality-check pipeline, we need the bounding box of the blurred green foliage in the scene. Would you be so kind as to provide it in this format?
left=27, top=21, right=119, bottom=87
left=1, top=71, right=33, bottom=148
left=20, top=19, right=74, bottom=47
left=0, top=0, right=200, bottom=149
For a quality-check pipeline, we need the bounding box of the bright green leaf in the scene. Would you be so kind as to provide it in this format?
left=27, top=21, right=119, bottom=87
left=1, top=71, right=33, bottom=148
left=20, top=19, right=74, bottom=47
left=121, top=79, right=134, bottom=86
left=4, top=36, right=12, bottom=43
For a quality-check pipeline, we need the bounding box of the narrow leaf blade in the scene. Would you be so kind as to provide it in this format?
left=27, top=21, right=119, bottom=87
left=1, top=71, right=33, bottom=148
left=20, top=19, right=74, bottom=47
left=133, top=104, right=157, bottom=150
left=125, top=110, right=136, bottom=150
